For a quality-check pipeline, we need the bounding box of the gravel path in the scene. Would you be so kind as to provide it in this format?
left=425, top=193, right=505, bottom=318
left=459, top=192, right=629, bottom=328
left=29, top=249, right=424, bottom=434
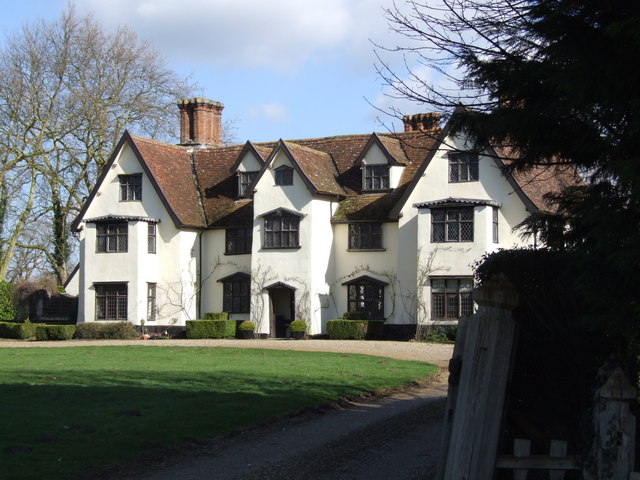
left=1, top=339, right=453, bottom=479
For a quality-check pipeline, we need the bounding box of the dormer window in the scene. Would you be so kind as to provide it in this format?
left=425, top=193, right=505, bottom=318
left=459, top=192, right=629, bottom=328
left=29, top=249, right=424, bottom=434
left=363, top=165, right=389, bottom=191
left=238, top=171, right=258, bottom=197
left=275, top=166, right=293, bottom=186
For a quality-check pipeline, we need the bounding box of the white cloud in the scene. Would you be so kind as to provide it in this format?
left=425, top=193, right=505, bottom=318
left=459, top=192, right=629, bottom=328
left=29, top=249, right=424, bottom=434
left=246, top=102, right=289, bottom=123
left=80, top=0, right=396, bottom=74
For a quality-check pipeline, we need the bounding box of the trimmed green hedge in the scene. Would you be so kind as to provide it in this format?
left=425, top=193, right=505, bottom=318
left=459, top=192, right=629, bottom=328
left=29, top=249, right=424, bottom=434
left=327, top=319, right=384, bottom=340
left=204, top=312, right=229, bottom=321
left=35, top=324, right=76, bottom=341
left=186, top=319, right=236, bottom=339
left=74, top=322, right=137, bottom=340
left=0, top=320, right=36, bottom=339
left=0, top=281, right=15, bottom=322
left=342, top=311, right=370, bottom=320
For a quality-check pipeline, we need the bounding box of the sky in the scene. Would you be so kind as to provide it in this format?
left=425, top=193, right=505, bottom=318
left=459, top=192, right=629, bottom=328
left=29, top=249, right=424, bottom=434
left=0, top=0, right=433, bottom=144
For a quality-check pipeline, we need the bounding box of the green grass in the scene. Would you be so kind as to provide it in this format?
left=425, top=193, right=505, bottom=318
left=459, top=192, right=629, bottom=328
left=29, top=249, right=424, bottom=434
left=0, top=346, right=437, bottom=479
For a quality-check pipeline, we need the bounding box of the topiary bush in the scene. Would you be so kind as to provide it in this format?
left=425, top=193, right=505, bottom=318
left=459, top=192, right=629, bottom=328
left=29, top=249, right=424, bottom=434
left=186, top=319, right=235, bottom=339
left=0, top=281, right=16, bottom=322
left=35, top=324, right=75, bottom=341
left=74, top=322, right=137, bottom=340
left=327, top=319, right=368, bottom=340
left=0, top=319, right=36, bottom=339
left=289, top=320, right=307, bottom=332
left=238, top=320, right=256, bottom=332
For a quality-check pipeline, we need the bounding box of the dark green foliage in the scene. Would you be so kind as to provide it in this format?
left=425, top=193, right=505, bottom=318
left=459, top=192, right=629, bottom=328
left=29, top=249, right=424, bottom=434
left=289, top=320, right=307, bottom=332
left=342, top=311, right=369, bottom=320
left=204, top=312, right=229, bottom=321
left=417, top=325, right=457, bottom=343
left=238, top=320, right=256, bottom=332
left=327, top=319, right=368, bottom=340
left=35, top=324, right=75, bottom=341
left=73, top=322, right=137, bottom=340
left=186, top=319, right=236, bottom=339
left=0, top=319, right=36, bottom=339
left=0, top=281, right=15, bottom=321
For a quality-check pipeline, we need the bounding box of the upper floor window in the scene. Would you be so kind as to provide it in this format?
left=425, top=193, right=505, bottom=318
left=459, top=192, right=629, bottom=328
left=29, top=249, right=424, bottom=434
left=363, top=165, right=389, bottom=191
left=220, top=273, right=250, bottom=313
left=119, top=174, right=142, bottom=201
left=448, top=153, right=478, bottom=183
left=493, top=207, right=499, bottom=243
left=96, top=222, right=128, bottom=253
left=349, top=223, right=383, bottom=250
left=264, top=211, right=300, bottom=248
left=431, top=278, right=473, bottom=320
left=275, top=166, right=293, bottom=186
left=432, top=207, right=473, bottom=242
left=226, top=227, right=253, bottom=255
left=95, top=283, right=128, bottom=321
left=148, top=224, right=156, bottom=254
left=238, top=171, right=258, bottom=197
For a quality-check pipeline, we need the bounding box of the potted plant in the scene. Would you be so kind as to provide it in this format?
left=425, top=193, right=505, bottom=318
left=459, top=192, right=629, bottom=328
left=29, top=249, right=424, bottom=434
left=289, top=320, right=307, bottom=340
left=239, top=320, right=256, bottom=339
left=140, top=319, right=149, bottom=340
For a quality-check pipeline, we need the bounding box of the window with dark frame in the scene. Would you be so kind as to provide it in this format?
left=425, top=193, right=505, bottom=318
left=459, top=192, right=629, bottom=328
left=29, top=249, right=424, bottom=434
left=226, top=228, right=253, bottom=255
left=238, top=171, right=258, bottom=197
left=147, top=283, right=156, bottom=322
left=448, top=153, right=479, bottom=183
left=348, top=223, right=383, bottom=250
left=264, top=212, right=300, bottom=248
left=430, top=278, right=473, bottom=320
left=96, top=222, right=128, bottom=252
left=148, top=223, right=156, bottom=254
left=347, top=281, right=384, bottom=319
left=431, top=207, right=474, bottom=242
left=363, top=165, right=390, bottom=190
left=493, top=207, right=499, bottom=243
left=275, top=166, right=293, bottom=186
left=119, top=174, right=142, bottom=201
left=95, top=283, right=128, bottom=321
left=222, top=276, right=250, bottom=313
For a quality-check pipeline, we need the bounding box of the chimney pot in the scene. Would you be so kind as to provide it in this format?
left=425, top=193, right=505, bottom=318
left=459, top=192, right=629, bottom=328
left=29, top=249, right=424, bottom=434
left=178, top=97, right=224, bottom=146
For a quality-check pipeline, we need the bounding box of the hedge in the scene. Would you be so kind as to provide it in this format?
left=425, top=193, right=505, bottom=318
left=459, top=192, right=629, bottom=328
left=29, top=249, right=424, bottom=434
left=186, top=319, right=236, bottom=339
left=204, top=312, right=229, bottom=321
left=0, top=320, right=36, bottom=339
left=74, top=322, right=137, bottom=340
left=342, top=311, right=370, bottom=321
left=35, top=324, right=76, bottom=341
left=327, top=319, right=368, bottom=340
left=0, top=281, right=15, bottom=322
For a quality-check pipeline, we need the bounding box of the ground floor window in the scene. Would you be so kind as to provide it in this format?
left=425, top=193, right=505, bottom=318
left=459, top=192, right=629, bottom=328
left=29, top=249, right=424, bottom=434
left=343, top=275, right=387, bottom=319
left=95, top=283, right=128, bottom=320
left=147, top=283, right=156, bottom=322
left=220, top=273, right=250, bottom=313
left=430, top=278, right=473, bottom=320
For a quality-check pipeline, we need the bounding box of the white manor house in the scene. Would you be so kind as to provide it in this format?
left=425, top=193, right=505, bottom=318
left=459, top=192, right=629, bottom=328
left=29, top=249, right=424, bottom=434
left=70, top=98, right=576, bottom=337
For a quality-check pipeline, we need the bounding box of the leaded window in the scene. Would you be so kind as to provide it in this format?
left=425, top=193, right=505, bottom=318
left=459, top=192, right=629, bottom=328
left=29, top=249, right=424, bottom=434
left=95, top=283, right=128, bottom=321
left=275, top=166, right=293, bottom=186
left=96, top=222, right=128, bottom=253
left=226, top=228, right=253, bottom=255
left=431, top=207, right=473, bottom=242
left=493, top=207, right=499, bottom=243
left=223, top=276, right=250, bottom=313
left=347, top=281, right=384, bottom=319
left=349, top=223, right=383, bottom=250
left=147, top=283, right=156, bottom=322
left=264, top=212, right=300, bottom=248
left=431, top=278, right=473, bottom=320
left=363, top=165, right=390, bottom=190
left=238, top=171, right=258, bottom=197
left=119, top=174, right=142, bottom=201
left=448, top=153, right=479, bottom=183
left=148, top=224, right=156, bottom=254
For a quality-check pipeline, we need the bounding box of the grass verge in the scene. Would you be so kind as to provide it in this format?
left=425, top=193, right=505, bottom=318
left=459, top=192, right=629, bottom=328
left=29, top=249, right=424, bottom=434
left=0, top=346, right=437, bottom=479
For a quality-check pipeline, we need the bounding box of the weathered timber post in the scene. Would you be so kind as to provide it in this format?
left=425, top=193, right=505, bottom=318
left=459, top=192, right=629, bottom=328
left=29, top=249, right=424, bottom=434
left=584, top=366, right=636, bottom=480
left=438, top=275, right=519, bottom=480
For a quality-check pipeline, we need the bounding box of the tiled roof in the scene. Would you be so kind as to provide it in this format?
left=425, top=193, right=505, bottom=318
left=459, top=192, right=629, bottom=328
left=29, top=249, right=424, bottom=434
left=282, top=141, right=344, bottom=197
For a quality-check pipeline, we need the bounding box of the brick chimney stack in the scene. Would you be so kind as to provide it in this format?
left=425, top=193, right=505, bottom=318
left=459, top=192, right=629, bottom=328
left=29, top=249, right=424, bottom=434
left=402, top=113, right=441, bottom=133
left=178, top=98, right=224, bottom=146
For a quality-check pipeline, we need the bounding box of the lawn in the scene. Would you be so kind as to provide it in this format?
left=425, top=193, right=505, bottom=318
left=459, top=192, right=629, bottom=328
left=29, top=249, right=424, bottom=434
left=0, top=346, right=437, bottom=479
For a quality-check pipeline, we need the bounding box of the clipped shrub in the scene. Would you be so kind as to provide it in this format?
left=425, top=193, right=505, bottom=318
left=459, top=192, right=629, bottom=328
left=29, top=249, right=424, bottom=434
left=342, top=311, right=370, bottom=320
left=327, top=319, right=368, bottom=340
left=0, top=319, right=36, bottom=339
left=73, top=322, right=137, bottom=340
left=289, top=320, right=307, bottom=332
left=0, top=281, right=16, bottom=322
left=204, top=312, right=229, bottom=321
left=35, top=324, right=76, bottom=341
left=238, top=320, right=256, bottom=332
left=186, top=319, right=235, bottom=339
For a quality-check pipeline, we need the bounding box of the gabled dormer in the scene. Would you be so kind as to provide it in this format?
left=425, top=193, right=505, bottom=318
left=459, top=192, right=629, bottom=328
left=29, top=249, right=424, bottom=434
left=354, top=133, right=409, bottom=192
left=230, top=141, right=267, bottom=198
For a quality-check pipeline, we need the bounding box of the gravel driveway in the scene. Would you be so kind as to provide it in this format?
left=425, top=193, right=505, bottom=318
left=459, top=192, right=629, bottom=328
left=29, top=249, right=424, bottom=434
left=1, top=339, right=453, bottom=479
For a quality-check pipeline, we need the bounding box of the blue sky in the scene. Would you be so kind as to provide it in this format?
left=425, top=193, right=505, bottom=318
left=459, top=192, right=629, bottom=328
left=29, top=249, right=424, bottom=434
left=0, top=0, right=432, bottom=144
